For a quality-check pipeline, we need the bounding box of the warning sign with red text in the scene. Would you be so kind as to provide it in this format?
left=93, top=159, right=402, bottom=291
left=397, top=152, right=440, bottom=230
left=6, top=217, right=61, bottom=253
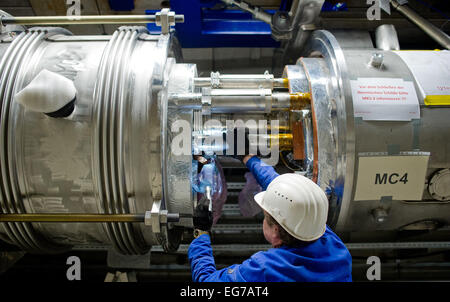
left=350, top=77, right=420, bottom=121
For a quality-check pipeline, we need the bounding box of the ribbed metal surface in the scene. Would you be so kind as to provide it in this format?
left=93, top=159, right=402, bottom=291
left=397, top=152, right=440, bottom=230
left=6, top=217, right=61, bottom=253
left=93, top=27, right=148, bottom=255
left=0, top=29, right=66, bottom=253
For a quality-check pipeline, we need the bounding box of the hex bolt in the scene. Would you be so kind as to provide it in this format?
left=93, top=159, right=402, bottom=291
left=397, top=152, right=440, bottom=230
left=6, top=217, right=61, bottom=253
left=368, top=53, right=384, bottom=68
left=373, top=208, right=388, bottom=223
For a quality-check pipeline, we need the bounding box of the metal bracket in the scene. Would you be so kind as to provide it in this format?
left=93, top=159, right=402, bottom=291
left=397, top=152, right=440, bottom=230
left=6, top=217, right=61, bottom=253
left=300, top=24, right=317, bottom=31
left=148, top=200, right=164, bottom=233
left=201, top=87, right=212, bottom=116
left=368, top=53, right=384, bottom=69
left=155, top=8, right=176, bottom=34
left=263, top=70, right=273, bottom=89
left=261, top=88, right=272, bottom=113
left=210, top=71, right=220, bottom=88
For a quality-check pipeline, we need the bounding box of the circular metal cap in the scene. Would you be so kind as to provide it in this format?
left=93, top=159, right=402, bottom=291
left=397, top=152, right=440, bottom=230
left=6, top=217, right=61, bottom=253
left=428, top=169, right=450, bottom=201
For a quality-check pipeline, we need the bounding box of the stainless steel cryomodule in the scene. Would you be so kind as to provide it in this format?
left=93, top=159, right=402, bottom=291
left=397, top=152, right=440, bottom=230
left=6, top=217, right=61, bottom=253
left=286, top=31, right=450, bottom=236
left=0, top=27, right=192, bottom=254
left=0, top=26, right=449, bottom=254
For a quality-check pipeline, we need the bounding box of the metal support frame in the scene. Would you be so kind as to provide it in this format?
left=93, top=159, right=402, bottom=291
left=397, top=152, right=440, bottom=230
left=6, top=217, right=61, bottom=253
left=146, top=0, right=279, bottom=47
left=0, top=10, right=184, bottom=34
left=0, top=212, right=182, bottom=224
left=149, top=241, right=450, bottom=253
left=145, top=0, right=345, bottom=48
left=155, top=8, right=176, bottom=34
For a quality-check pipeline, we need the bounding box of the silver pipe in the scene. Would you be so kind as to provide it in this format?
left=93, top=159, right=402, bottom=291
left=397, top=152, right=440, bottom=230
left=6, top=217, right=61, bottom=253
left=193, top=75, right=288, bottom=89
left=170, top=91, right=293, bottom=113
left=210, top=97, right=267, bottom=113
left=221, top=0, right=272, bottom=24
left=0, top=14, right=184, bottom=26
left=375, top=24, right=400, bottom=50
left=272, top=92, right=291, bottom=110
left=289, top=0, right=300, bottom=17
left=193, top=78, right=212, bottom=87
left=273, top=78, right=289, bottom=88
left=390, top=0, right=450, bottom=50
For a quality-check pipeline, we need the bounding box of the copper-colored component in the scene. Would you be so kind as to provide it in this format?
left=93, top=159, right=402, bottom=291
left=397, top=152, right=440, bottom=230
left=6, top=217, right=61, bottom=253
left=290, top=92, right=311, bottom=110
left=292, top=121, right=305, bottom=160
left=310, top=96, right=319, bottom=183
left=282, top=78, right=289, bottom=88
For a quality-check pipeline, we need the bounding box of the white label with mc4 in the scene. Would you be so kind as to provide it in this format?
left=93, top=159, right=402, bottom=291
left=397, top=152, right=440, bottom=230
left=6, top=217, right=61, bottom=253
left=354, top=154, right=429, bottom=201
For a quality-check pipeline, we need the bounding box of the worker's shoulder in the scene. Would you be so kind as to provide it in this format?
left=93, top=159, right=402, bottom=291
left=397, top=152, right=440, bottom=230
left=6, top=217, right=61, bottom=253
left=247, top=247, right=286, bottom=266
left=323, top=225, right=346, bottom=245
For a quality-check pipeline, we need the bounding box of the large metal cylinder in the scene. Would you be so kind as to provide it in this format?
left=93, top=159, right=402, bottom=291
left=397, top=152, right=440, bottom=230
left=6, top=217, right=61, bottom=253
left=288, top=31, right=450, bottom=236
left=0, top=27, right=189, bottom=254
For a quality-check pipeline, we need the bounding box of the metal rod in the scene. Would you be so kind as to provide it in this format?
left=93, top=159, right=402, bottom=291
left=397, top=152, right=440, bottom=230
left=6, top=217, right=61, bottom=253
left=0, top=14, right=184, bottom=26
left=390, top=0, right=450, bottom=50
left=171, top=91, right=309, bottom=113
left=221, top=0, right=272, bottom=24
left=0, top=213, right=146, bottom=222
left=193, top=75, right=289, bottom=89
left=0, top=213, right=186, bottom=223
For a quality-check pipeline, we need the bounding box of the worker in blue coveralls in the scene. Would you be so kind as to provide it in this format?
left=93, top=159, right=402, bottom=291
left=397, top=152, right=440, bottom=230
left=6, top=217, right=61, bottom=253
left=188, top=146, right=353, bottom=281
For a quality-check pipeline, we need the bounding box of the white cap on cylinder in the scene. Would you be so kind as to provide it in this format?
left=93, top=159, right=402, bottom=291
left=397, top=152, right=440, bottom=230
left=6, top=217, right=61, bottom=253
left=14, top=69, right=76, bottom=114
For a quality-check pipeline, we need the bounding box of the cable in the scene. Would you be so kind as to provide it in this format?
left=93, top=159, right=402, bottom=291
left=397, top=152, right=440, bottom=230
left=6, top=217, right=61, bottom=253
left=279, top=151, right=301, bottom=171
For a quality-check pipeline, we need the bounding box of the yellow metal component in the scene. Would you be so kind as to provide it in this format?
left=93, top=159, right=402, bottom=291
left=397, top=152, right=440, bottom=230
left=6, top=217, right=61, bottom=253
left=424, top=95, right=450, bottom=105
left=290, top=93, right=311, bottom=110
left=282, top=78, right=289, bottom=88
left=269, top=133, right=293, bottom=151
left=267, top=124, right=290, bottom=131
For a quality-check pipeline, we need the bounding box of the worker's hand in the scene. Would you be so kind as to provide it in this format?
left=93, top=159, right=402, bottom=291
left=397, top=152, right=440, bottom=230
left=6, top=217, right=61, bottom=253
left=193, top=192, right=213, bottom=232
left=193, top=204, right=212, bottom=231
left=243, top=154, right=256, bottom=165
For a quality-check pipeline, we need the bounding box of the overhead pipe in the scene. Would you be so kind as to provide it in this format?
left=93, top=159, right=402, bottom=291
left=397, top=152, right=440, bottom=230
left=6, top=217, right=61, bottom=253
left=0, top=14, right=184, bottom=26
left=390, top=0, right=450, bottom=50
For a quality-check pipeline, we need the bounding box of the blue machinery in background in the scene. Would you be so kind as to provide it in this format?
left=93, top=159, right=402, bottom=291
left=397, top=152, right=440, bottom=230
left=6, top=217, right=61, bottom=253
left=142, top=0, right=347, bottom=48
left=148, top=0, right=278, bottom=48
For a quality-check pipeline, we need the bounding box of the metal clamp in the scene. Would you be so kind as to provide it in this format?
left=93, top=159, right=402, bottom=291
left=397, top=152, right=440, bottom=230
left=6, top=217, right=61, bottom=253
left=263, top=70, right=274, bottom=89
left=210, top=71, right=220, bottom=88
left=155, top=8, right=176, bottom=34
left=201, top=87, right=212, bottom=116
left=145, top=200, right=183, bottom=233
left=368, top=53, right=384, bottom=69
left=262, top=88, right=272, bottom=113
left=147, top=200, right=165, bottom=233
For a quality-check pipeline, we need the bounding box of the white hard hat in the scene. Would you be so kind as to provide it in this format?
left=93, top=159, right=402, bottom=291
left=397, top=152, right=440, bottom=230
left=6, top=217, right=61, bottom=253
left=254, top=173, right=329, bottom=241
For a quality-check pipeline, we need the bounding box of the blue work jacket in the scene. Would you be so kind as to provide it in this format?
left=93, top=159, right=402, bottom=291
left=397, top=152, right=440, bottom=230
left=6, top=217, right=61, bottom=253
left=188, top=156, right=353, bottom=282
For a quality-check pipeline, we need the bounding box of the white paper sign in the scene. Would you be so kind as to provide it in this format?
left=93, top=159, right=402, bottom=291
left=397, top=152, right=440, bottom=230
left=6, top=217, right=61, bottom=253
left=350, top=77, right=420, bottom=121
left=395, top=51, right=450, bottom=97
left=354, top=155, right=429, bottom=201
